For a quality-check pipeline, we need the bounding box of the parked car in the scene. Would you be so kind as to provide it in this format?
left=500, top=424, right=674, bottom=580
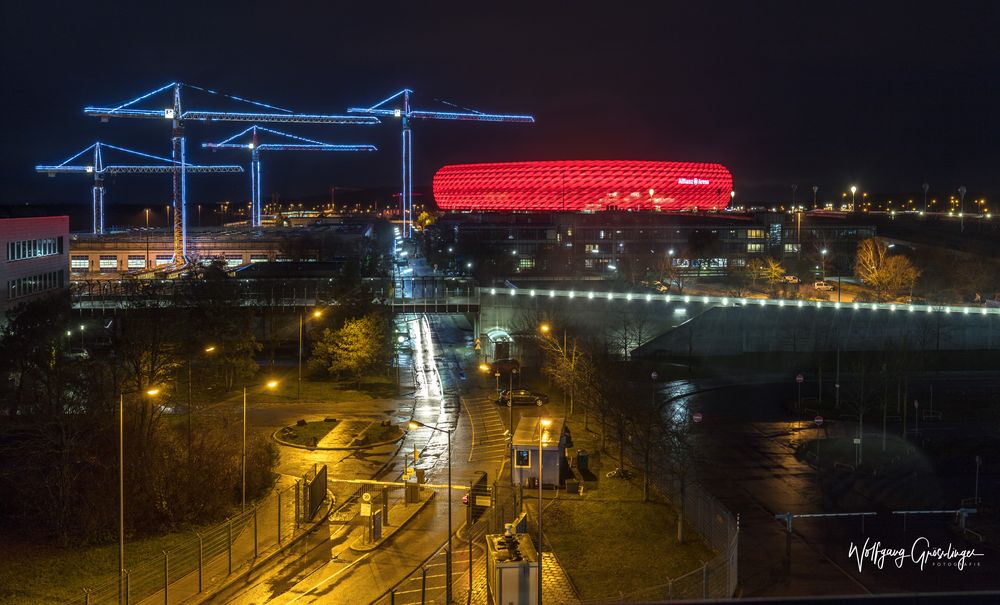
left=497, top=389, right=548, bottom=407
left=490, top=358, right=521, bottom=373
left=783, top=275, right=801, bottom=284
left=814, top=281, right=836, bottom=291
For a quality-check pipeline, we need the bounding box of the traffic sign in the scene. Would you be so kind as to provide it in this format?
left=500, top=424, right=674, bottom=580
left=360, top=503, right=372, bottom=517
left=651, top=371, right=658, bottom=381
left=693, top=412, right=703, bottom=423
left=362, top=492, right=372, bottom=502
left=814, top=415, right=824, bottom=426
left=474, top=338, right=481, bottom=350
left=796, top=374, right=804, bottom=384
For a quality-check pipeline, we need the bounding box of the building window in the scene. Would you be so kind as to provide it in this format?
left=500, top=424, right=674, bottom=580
left=518, top=258, right=535, bottom=269
left=747, top=229, right=765, bottom=239
left=249, top=254, right=269, bottom=263
left=784, top=243, right=801, bottom=254
left=225, top=255, right=243, bottom=267
left=99, top=255, right=118, bottom=273
left=584, top=244, right=601, bottom=254
left=6, top=237, right=61, bottom=262
left=747, top=243, right=764, bottom=253
left=155, top=255, right=172, bottom=266
left=71, top=256, right=90, bottom=272
left=6, top=269, right=64, bottom=300
left=127, top=255, right=146, bottom=269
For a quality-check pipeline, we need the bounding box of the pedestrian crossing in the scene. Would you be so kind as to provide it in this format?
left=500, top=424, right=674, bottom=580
left=462, top=396, right=509, bottom=464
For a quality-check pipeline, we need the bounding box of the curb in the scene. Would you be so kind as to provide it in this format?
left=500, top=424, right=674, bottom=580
left=348, top=490, right=437, bottom=552
left=271, top=426, right=404, bottom=451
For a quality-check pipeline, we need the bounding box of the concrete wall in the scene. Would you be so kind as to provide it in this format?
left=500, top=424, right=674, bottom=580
left=635, top=305, right=1000, bottom=356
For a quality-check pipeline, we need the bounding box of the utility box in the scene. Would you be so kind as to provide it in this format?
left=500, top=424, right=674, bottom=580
left=486, top=525, right=539, bottom=605
left=405, top=480, right=419, bottom=503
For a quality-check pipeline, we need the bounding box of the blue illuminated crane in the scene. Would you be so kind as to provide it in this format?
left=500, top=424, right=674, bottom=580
left=348, top=89, right=534, bottom=237
left=203, top=125, right=376, bottom=227
left=83, top=82, right=379, bottom=263
left=35, top=142, right=243, bottom=235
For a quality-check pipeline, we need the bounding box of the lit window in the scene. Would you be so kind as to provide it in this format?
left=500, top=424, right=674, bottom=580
left=155, top=255, right=172, bottom=266
left=127, top=256, right=146, bottom=269
left=747, top=243, right=764, bottom=253
left=784, top=244, right=801, bottom=254
left=71, top=256, right=89, bottom=272
left=747, top=229, right=765, bottom=239
left=99, top=255, right=118, bottom=273
left=225, top=255, right=243, bottom=267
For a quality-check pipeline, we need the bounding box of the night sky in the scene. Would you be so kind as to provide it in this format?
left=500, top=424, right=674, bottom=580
left=2, top=0, right=998, bottom=209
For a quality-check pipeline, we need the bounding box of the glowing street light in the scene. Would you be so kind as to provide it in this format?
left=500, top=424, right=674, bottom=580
left=850, top=185, right=857, bottom=209
left=119, top=387, right=161, bottom=604
left=298, top=309, right=324, bottom=399
left=243, top=380, right=279, bottom=509
left=538, top=417, right=553, bottom=605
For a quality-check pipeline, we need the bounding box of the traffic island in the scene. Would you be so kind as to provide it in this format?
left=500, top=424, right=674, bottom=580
left=348, top=487, right=436, bottom=552
left=273, top=418, right=404, bottom=450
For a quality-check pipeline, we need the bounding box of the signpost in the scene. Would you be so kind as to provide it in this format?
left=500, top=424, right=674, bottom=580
left=814, top=416, right=823, bottom=464
left=796, top=374, right=804, bottom=411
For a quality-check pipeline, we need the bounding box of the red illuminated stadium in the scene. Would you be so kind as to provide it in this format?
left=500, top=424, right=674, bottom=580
left=432, top=160, right=732, bottom=212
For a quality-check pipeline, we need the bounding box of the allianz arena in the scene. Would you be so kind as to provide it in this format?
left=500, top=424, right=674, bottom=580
left=432, top=160, right=733, bottom=212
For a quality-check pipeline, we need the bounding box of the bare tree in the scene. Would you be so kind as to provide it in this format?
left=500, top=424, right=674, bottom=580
left=855, top=238, right=920, bottom=302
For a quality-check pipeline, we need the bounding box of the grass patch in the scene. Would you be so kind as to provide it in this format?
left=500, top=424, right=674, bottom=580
left=353, top=421, right=403, bottom=447
left=278, top=418, right=339, bottom=447
left=0, top=524, right=213, bottom=605
left=217, top=371, right=399, bottom=406
left=545, top=497, right=715, bottom=600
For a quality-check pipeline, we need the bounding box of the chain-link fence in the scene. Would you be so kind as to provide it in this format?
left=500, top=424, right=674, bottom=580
left=69, top=468, right=327, bottom=605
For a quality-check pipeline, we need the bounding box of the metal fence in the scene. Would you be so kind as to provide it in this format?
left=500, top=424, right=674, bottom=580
left=71, top=470, right=325, bottom=605
left=371, top=481, right=520, bottom=605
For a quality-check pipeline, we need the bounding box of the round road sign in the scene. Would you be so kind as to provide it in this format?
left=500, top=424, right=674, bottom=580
left=693, top=412, right=703, bottom=423
left=796, top=374, right=804, bottom=384
left=362, top=492, right=372, bottom=503
left=814, top=415, right=824, bottom=426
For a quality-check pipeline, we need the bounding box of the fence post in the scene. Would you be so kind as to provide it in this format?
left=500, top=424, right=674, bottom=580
left=227, top=518, right=233, bottom=574
left=197, top=532, right=203, bottom=593
left=421, top=566, right=427, bottom=603
left=163, top=550, right=169, bottom=605
left=390, top=588, right=395, bottom=605
left=253, top=506, right=259, bottom=559
left=125, top=571, right=130, bottom=605
left=295, top=480, right=301, bottom=526
left=702, top=562, right=708, bottom=599
left=278, top=491, right=283, bottom=546
left=84, top=589, right=89, bottom=605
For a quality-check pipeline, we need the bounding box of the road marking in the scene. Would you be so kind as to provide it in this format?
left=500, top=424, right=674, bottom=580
left=285, top=552, right=371, bottom=604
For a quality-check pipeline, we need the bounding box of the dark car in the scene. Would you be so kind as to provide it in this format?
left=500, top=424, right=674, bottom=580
left=490, top=358, right=521, bottom=374
left=497, top=389, right=548, bottom=407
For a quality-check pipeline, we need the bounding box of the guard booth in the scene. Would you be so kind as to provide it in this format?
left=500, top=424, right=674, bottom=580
left=511, top=417, right=569, bottom=488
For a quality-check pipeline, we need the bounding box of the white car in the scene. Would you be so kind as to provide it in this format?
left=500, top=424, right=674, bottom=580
left=783, top=275, right=801, bottom=284
left=814, top=281, right=836, bottom=291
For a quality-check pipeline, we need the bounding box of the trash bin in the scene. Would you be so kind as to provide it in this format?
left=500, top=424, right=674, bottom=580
left=576, top=450, right=589, bottom=473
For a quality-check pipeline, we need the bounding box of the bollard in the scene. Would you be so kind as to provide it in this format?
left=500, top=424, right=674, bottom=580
left=163, top=550, right=168, bottom=605
left=253, top=506, right=259, bottom=559
left=278, top=492, right=283, bottom=545
left=390, top=588, right=395, bottom=605
left=227, top=518, right=233, bottom=574
left=197, top=533, right=203, bottom=593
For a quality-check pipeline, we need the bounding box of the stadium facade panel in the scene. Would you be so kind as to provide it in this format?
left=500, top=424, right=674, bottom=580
left=433, top=160, right=733, bottom=212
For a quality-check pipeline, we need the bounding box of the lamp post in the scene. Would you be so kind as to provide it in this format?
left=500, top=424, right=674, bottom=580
left=243, top=380, right=279, bottom=510
left=850, top=185, right=857, bottom=210
left=820, top=249, right=828, bottom=280
left=922, top=183, right=929, bottom=213
left=298, top=309, right=323, bottom=400
left=119, top=387, right=160, bottom=605
left=408, top=420, right=453, bottom=604
left=959, top=186, right=967, bottom=232
left=730, top=190, right=735, bottom=208
left=538, top=417, right=552, bottom=605
left=188, top=345, right=217, bottom=461
left=494, top=370, right=501, bottom=397
left=812, top=185, right=818, bottom=209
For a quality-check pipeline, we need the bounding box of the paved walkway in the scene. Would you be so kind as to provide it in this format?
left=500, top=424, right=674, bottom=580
left=316, top=418, right=373, bottom=448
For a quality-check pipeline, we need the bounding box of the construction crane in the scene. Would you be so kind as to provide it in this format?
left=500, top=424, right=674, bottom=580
left=83, top=82, right=379, bottom=264
left=347, top=89, right=534, bottom=238
left=202, top=125, right=377, bottom=227
left=35, top=141, right=243, bottom=234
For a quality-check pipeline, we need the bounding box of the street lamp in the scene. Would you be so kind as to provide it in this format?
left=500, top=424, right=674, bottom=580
left=243, top=380, right=279, bottom=509
left=820, top=249, right=828, bottom=280
left=119, top=387, right=160, bottom=605
left=298, top=309, right=324, bottom=399
left=850, top=186, right=857, bottom=209
left=959, top=186, right=967, bottom=232
left=187, top=345, right=217, bottom=460
left=408, top=419, right=454, bottom=604
left=538, top=417, right=552, bottom=605
left=812, top=185, right=818, bottom=209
